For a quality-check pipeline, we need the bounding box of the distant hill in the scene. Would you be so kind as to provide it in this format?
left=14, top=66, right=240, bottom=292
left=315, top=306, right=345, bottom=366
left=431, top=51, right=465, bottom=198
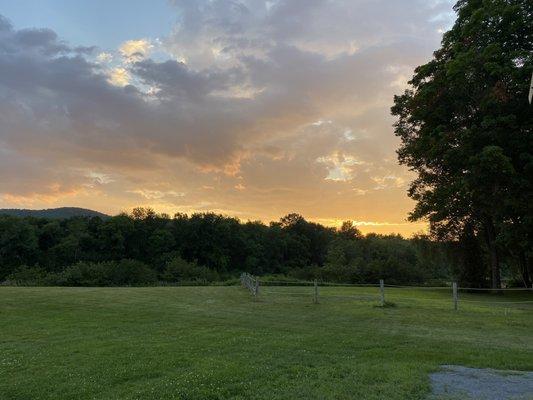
left=0, top=207, right=109, bottom=219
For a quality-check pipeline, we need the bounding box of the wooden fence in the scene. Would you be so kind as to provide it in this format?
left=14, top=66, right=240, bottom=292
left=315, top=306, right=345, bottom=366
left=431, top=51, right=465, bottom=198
left=239, top=274, right=533, bottom=310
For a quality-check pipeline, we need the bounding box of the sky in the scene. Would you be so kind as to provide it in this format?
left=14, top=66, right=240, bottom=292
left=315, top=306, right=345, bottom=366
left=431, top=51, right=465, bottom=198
left=0, top=0, right=456, bottom=235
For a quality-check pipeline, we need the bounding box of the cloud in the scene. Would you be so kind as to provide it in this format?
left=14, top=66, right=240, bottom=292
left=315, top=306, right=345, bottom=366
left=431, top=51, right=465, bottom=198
left=0, top=2, right=456, bottom=234
left=86, top=171, right=114, bottom=185
left=107, top=67, right=130, bottom=86
left=129, top=189, right=185, bottom=200
left=119, top=39, right=152, bottom=62
left=96, top=52, right=113, bottom=63
left=317, top=153, right=365, bottom=182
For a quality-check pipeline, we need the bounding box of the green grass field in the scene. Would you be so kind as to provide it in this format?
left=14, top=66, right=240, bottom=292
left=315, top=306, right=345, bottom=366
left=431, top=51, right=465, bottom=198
left=1, top=285, right=532, bottom=399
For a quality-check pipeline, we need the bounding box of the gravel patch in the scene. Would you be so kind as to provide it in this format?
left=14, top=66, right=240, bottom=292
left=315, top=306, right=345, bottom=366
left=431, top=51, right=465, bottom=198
left=429, top=365, right=533, bottom=399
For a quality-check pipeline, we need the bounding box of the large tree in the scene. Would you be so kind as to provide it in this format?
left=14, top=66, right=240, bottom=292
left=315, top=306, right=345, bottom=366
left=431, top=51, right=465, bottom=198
left=392, top=0, right=533, bottom=288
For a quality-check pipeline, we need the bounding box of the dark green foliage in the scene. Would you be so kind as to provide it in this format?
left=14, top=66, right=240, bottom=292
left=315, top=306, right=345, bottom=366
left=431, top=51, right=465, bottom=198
left=452, top=224, right=489, bottom=288
left=48, top=261, right=117, bottom=287
left=44, top=260, right=156, bottom=287
left=162, top=256, right=219, bottom=284
left=6, top=265, right=48, bottom=286
left=319, top=233, right=426, bottom=284
left=109, top=259, right=157, bottom=286
left=0, top=216, right=38, bottom=279
left=0, top=207, right=527, bottom=287
left=0, top=210, right=464, bottom=286
left=391, top=0, right=533, bottom=288
left=6, top=261, right=157, bottom=287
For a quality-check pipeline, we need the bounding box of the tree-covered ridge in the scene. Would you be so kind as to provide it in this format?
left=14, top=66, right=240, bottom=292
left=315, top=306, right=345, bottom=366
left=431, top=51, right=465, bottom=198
left=0, top=208, right=527, bottom=287
left=0, top=207, right=109, bottom=219
left=391, top=0, right=533, bottom=288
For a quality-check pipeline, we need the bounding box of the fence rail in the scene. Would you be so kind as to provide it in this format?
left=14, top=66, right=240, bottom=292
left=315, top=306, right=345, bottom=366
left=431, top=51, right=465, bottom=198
left=239, top=275, right=533, bottom=310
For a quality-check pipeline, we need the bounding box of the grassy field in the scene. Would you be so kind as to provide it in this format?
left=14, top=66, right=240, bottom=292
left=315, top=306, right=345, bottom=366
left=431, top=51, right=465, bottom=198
left=1, top=285, right=532, bottom=400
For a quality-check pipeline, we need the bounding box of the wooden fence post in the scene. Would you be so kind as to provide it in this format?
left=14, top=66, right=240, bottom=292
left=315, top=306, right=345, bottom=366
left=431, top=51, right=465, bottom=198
left=380, top=279, right=385, bottom=307
left=254, top=277, right=259, bottom=300
left=452, top=282, right=458, bottom=311
left=314, top=279, right=319, bottom=304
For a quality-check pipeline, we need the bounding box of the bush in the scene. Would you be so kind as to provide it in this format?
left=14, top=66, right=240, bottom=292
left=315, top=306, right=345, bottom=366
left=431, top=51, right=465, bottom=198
left=162, top=256, right=219, bottom=283
left=287, top=265, right=320, bottom=281
left=46, top=261, right=114, bottom=286
left=110, top=259, right=157, bottom=286
left=321, top=262, right=359, bottom=283
left=5, top=265, right=48, bottom=286
left=46, top=260, right=157, bottom=286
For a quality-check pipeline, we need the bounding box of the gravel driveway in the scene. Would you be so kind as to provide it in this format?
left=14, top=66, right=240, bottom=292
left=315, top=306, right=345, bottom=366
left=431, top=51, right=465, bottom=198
left=429, top=365, right=533, bottom=399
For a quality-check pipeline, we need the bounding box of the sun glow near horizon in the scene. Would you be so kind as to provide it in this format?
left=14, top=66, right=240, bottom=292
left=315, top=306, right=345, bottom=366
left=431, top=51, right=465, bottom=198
left=0, top=0, right=453, bottom=237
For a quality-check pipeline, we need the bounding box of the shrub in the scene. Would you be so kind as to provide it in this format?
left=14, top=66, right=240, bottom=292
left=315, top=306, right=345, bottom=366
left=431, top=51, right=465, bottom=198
left=5, top=265, right=48, bottom=286
left=109, top=259, right=157, bottom=286
left=287, top=265, right=320, bottom=281
left=162, top=256, right=219, bottom=283
left=321, top=262, right=359, bottom=283
left=46, top=261, right=115, bottom=286
left=46, top=260, right=157, bottom=286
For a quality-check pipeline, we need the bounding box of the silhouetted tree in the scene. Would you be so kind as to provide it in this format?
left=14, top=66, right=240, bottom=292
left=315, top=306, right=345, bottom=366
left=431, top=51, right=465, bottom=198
left=391, top=0, right=533, bottom=288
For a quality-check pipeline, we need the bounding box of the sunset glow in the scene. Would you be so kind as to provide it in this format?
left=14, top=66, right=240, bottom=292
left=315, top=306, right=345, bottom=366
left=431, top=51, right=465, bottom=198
left=0, top=0, right=456, bottom=235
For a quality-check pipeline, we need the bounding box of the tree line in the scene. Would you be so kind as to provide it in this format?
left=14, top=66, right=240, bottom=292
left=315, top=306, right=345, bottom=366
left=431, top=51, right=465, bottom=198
left=2, top=1, right=531, bottom=289
left=0, top=208, right=528, bottom=287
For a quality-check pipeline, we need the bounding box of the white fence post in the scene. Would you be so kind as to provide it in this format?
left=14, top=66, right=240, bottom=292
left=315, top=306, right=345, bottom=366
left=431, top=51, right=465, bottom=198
left=254, top=277, right=259, bottom=300
left=380, top=279, right=385, bottom=306
left=452, top=282, right=458, bottom=311
left=314, top=279, right=319, bottom=304
left=241, top=272, right=257, bottom=297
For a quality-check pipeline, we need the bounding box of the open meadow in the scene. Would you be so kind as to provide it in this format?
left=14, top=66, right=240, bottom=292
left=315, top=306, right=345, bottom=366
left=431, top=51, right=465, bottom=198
left=1, top=285, right=532, bottom=399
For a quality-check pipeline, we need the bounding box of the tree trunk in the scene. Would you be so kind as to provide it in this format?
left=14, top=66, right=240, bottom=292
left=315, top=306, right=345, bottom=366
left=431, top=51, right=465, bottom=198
left=519, top=251, right=532, bottom=288
left=483, top=218, right=501, bottom=289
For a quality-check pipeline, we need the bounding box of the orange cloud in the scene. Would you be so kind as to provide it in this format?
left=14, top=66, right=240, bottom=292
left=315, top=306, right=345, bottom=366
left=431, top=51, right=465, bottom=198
left=0, top=2, right=453, bottom=237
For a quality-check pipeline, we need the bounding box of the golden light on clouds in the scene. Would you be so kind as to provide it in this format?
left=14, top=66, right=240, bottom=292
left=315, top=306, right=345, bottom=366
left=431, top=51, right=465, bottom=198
left=119, top=39, right=152, bottom=61
left=107, top=67, right=130, bottom=86
left=0, top=1, right=455, bottom=236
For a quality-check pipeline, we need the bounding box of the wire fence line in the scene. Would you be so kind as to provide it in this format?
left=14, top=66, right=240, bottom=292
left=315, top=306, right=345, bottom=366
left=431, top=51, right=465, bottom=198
left=260, top=280, right=533, bottom=291
left=239, top=274, right=533, bottom=310
left=384, top=284, right=533, bottom=292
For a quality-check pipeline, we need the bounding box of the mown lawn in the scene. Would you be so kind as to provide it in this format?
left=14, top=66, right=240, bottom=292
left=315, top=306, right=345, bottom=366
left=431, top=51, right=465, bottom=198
left=0, top=286, right=532, bottom=399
